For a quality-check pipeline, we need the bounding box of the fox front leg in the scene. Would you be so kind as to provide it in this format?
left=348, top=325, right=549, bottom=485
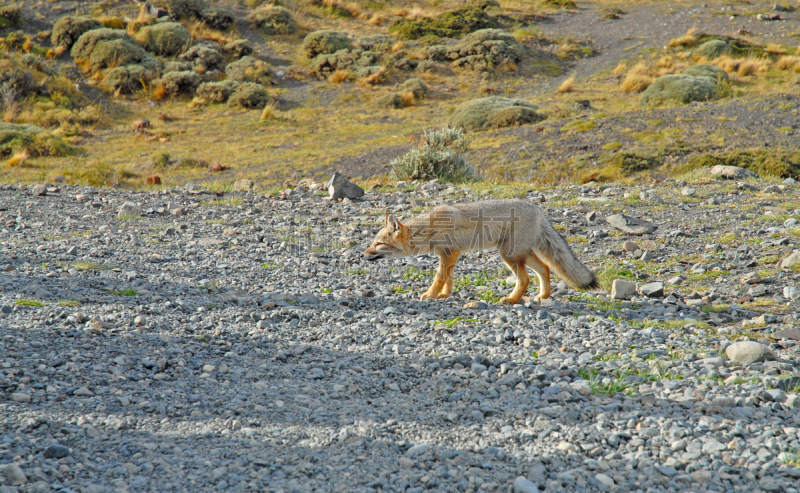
left=421, top=251, right=459, bottom=300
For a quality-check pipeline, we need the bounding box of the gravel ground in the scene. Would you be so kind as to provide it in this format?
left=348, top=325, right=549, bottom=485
left=1, top=176, right=800, bottom=493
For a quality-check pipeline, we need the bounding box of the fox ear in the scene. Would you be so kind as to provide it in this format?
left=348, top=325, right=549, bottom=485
left=386, top=213, right=402, bottom=232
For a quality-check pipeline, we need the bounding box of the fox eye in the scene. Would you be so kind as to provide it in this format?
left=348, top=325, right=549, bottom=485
left=376, top=241, right=384, bottom=245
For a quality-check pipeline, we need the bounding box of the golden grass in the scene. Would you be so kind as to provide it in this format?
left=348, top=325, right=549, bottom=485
left=400, top=91, right=416, bottom=107
left=5, top=150, right=29, bottom=168
left=612, top=62, right=627, bottom=74
left=776, top=56, right=800, bottom=70
left=391, top=41, right=406, bottom=52
left=260, top=103, right=277, bottom=121
left=188, top=21, right=235, bottom=44
left=712, top=55, right=770, bottom=76
left=766, top=44, right=787, bottom=55
left=327, top=69, right=352, bottom=83
left=357, top=67, right=387, bottom=86
left=621, top=64, right=655, bottom=93
left=367, top=13, right=385, bottom=26
left=98, top=16, right=126, bottom=29
left=556, top=75, right=575, bottom=93
left=668, top=28, right=698, bottom=48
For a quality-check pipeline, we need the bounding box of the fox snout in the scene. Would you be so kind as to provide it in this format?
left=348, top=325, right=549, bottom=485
left=362, top=247, right=386, bottom=261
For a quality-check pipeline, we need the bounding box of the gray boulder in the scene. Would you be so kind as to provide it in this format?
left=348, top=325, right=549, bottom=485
left=640, top=74, right=718, bottom=106
left=709, top=165, right=759, bottom=179
left=606, top=214, right=657, bottom=235
left=327, top=172, right=364, bottom=200
left=725, top=341, right=776, bottom=365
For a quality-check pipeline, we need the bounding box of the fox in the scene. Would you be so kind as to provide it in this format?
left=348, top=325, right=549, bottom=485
left=363, top=199, right=597, bottom=304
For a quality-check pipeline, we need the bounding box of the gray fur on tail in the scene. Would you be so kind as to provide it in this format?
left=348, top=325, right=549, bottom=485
left=533, top=223, right=598, bottom=289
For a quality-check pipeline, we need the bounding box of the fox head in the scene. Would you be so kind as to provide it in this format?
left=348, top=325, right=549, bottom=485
left=363, top=212, right=409, bottom=261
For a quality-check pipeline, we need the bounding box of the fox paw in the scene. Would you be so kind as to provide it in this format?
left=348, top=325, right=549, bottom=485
left=499, top=296, right=519, bottom=304
left=533, top=294, right=549, bottom=302
left=436, top=292, right=451, bottom=299
left=420, top=292, right=434, bottom=301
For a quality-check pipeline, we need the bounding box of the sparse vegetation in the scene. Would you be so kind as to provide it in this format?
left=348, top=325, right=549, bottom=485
left=390, top=127, right=475, bottom=183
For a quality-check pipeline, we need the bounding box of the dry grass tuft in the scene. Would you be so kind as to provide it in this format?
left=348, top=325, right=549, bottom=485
left=151, top=82, right=168, bottom=101
left=367, top=13, right=385, bottom=26
left=656, top=56, right=673, bottom=69
left=712, top=55, right=770, bottom=76
left=188, top=21, right=235, bottom=44
left=621, top=63, right=655, bottom=93
left=6, top=150, right=29, bottom=168
left=260, top=102, right=278, bottom=121
left=400, top=91, right=416, bottom=107
left=391, top=41, right=406, bottom=52
left=612, top=62, right=627, bottom=74
left=668, top=28, right=698, bottom=48
left=777, top=56, right=800, bottom=70
left=327, top=69, right=352, bottom=83
left=766, top=44, right=787, bottom=55
left=357, top=67, right=387, bottom=86
left=556, top=75, right=575, bottom=93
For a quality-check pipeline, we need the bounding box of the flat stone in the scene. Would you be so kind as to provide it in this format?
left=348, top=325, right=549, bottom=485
left=595, top=473, right=615, bottom=487
left=768, top=327, right=800, bottom=341
left=73, top=386, right=94, bottom=397
left=710, top=165, right=759, bottom=179
left=725, top=341, right=776, bottom=365
left=640, top=282, right=664, bottom=298
left=118, top=202, right=141, bottom=218
left=44, top=443, right=70, bottom=459
left=10, top=392, right=31, bottom=403
left=741, top=272, right=761, bottom=284
left=405, top=443, right=431, bottom=458
left=780, top=251, right=800, bottom=269
left=622, top=241, right=639, bottom=251
left=611, top=279, right=637, bottom=300
left=606, top=214, right=657, bottom=235
left=513, top=477, right=539, bottom=493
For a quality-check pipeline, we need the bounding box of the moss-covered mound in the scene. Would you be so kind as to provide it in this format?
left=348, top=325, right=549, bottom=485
left=301, top=30, right=352, bottom=59
left=688, top=149, right=800, bottom=179
left=223, top=40, right=253, bottom=59
left=399, top=78, right=428, bottom=99
left=196, top=80, right=241, bottom=103
left=157, top=70, right=200, bottom=95
left=0, top=6, right=22, bottom=28
left=682, top=64, right=728, bottom=82
left=228, top=82, right=267, bottom=109
left=102, top=65, right=156, bottom=93
left=0, top=122, right=73, bottom=157
left=200, top=7, right=235, bottom=30
left=639, top=74, right=718, bottom=106
left=71, top=29, right=160, bottom=73
left=446, top=29, right=525, bottom=71
left=373, top=93, right=403, bottom=109
left=51, top=16, right=103, bottom=49
left=136, top=22, right=192, bottom=56
left=311, top=49, right=378, bottom=75
left=447, top=97, right=546, bottom=132
left=225, top=56, right=271, bottom=84
left=248, top=7, right=297, bottom=35
left=388, top=8, right=500, bottom=40
left=152, top=0, right=207, bottom=20
left=694, top=39, right=730, bottom=59
left=179, top=45, right=225, bottom=72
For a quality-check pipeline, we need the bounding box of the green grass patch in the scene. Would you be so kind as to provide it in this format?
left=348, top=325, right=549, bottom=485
left=403, top=266, right=435, bottom=281
left=16, top=299, right=44, bottom=307
left=560, top=120, right=596, bottom=133
left=107, top=289, right=137, bottom=296
left=58, top=300, right=80, bottom=307
left=71, top=261, right=110, bottom=271
left=596, top=265, right=635, bottom=291
left=434, top=316, right=479, bottom=328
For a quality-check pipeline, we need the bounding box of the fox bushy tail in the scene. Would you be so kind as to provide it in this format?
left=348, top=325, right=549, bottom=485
left=533, top=223, right=598, bottom=289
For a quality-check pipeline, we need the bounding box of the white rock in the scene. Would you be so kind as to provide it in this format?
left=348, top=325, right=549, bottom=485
left=118, top=202, right=140, bottom=218
left=725, top=341, right=776, bottom=364
left=611, top=280, right=637, bottom=300
left=513, top=477, right=539, bottom=493
left=595, top=473, right=615, bottom=487
left=710, top=165, right=758, bottom=179
left=11, top=392, right=31, bottom=403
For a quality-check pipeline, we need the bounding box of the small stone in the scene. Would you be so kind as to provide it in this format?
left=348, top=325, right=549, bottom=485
left=134, top=315, right=146, bottom=326
left=780, top=251, right=800, bottom=269
left=513, top=477, right=539, bottom=493
left=4, top=464, right=27, bottom=485
left=73, top=387, right=94, bottom=397
left=611, top=280, right=637, bottom=300
left=556, top=442, right=578, bottom=453
left=44, top=443, right=70, bottom=459
left=622, top=241, right=638, bottom=251
left=405, top=443, right=431, bottom=458
left=725, top=341, right=776, bottom=364
left=784, top=218, right=799, bottom=228
left=681, top=187, right=696, bottom=196
left=762, top=184, right=783, bottom=194
left=11, top=392, right=31, bottom=403
left=233, top=179, right=255, bottom=192
left=31, top=184, right=47, bottom=196
left=118, top=202, right=141, bottom=217
left=595, top=473, right=615, bottom=487
left=741, top=272, right=761, bottom=284
left=710, top=165, right=759, bottom=179
left=202, top=364, right=216, bottom=373
left=606, top=214, right=657, bottom=235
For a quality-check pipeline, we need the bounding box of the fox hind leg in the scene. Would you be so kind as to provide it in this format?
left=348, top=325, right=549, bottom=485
left=499, top=254, right=530, bottom=304
left=527, top=251, right=551, bottom=302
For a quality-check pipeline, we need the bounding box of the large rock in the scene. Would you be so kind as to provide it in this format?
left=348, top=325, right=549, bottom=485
left=725, top=341, right=776, bottom=365
left=693, top=39, right=730, bottom=59
left=136, top=22, right=192, bottom=56
left=51, top=16, right=102, bottom=49
left=780, top=251, right=800, bottom=269
left=447, top=97, right=546, bottom=132
left=118, top=202, right=141, bottom=218
left=639, top=282, right=664, bottom=298
left=327, top=172, right=364, bottom=200
left=611, top=280, right=637, bottom=300
left=710, top=165, right=759, bottom=179
left=606, top=214, right=657, bottom=235
left=639, top=74, right=718, bottom=106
